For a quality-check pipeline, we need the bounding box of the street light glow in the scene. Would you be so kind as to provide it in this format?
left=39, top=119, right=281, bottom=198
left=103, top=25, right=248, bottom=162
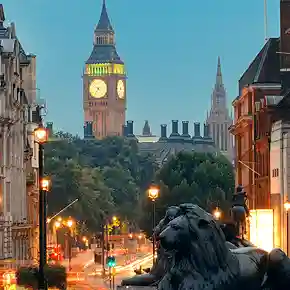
left=40, top=178, right=50, bottom=192
left=54, top=221, right=61, bottom=228
left=285, top=201, right=290, bottom=211
left=67, top=219, right=73, bottom=228
left=34, top=126, right=48, bottom=144
left=148, top=186, right=159, bottom=201
left=213, top=208, right=221, bottom=220
left=112, top=216, right=117, bottom=222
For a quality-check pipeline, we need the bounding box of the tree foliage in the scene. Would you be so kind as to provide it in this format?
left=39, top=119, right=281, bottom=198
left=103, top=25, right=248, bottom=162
left=44, top=135, right=158, bottom=233
left=139, top=151, right=235, bottom=236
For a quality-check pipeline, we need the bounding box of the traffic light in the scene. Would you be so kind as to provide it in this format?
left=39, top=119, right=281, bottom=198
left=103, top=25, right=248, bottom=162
left=106, top=255, right=116, bottom=267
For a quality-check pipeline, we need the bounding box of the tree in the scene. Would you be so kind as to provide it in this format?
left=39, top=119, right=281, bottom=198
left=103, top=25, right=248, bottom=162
left=44, top=134, right=157, bottom=232
left=139, top=152, right=235, bottom=236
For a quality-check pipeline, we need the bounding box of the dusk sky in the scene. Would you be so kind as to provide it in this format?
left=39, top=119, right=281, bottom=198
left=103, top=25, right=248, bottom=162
left=1, top=0, right=280, bottom=135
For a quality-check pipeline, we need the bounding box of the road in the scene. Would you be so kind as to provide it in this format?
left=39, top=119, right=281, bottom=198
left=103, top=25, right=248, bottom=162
left=66, top=250, right=153, bottom=289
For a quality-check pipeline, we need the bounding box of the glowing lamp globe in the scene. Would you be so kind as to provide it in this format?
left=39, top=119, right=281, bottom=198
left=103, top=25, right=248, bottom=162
left=54, top=221, right=61, bottom=228
left=148, top=187, right=159, bottom=201
left=34, top=127, right=48, bottom=143
left=40, top=178, right=50, bottom=192
left=213, top=208, right=221, bottom=220
left=284, top=201, right=290, bottom=211
left=67, top=219, right=73, bottom=228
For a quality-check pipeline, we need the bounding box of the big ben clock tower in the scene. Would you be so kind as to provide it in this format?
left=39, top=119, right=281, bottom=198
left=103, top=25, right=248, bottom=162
left=83, top=0, right=126, bottom=139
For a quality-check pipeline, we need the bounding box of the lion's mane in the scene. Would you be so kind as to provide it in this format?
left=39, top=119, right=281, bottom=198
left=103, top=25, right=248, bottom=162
left=158, top=204, right=239, bottom=290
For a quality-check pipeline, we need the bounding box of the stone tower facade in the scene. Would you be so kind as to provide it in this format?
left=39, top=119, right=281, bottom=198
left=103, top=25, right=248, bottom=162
left=83, top=0, right=126, bottom=139
left=206, top=57, right=233, bottom=161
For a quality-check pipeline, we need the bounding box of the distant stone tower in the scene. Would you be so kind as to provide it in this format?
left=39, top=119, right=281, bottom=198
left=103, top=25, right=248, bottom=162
left=206, top=57, right=233, bottom=161
left=83, top=0, right=126, bottom=139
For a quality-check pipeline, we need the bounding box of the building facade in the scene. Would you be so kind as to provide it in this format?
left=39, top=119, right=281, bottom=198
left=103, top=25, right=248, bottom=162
left=83, top=0, right=126, bottom=139
left=230, top=0, right=290, bottom=253
left=0, top=5, right=39, bottom=262
left=206, top=57, right=233, bottom=161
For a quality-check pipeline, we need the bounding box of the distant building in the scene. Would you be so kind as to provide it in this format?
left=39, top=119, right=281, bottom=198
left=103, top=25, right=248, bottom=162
left=83, top=0, right=126, bottom=139
left=124, top=120, right=218, bottom=166
left=206, top=57, right=233, bottom=162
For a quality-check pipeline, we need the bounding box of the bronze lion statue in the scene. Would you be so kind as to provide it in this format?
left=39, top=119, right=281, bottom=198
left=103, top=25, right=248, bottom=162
left=158, top=204, right=269, bottom=290
left=121, top=206, right=180, bottom=286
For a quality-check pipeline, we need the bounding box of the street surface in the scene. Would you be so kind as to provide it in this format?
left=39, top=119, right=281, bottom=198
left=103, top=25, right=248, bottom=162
left=65, top=250, right=153, bottom=289
left=0, top=250, right=152, bottom=290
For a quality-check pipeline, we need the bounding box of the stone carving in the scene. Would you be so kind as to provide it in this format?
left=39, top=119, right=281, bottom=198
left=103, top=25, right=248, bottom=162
left=121, top=203, right=290, bottom=290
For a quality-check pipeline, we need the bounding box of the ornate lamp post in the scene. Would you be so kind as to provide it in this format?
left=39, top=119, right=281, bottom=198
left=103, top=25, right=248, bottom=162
left=284, top=201, right=290, bottom=255
left=34, top=125, right=49, bottom=290
left=148, top=185, right=159, bottom=264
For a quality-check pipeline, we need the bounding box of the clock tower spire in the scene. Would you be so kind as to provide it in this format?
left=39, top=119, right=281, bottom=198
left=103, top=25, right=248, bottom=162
left=83, top=0, right=127, bottom=139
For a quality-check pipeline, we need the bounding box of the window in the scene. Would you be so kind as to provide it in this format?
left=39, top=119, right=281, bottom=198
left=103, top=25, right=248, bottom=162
left=272, top=168, right=279, bottom=177
left=5, top=181, right=11, bottom=213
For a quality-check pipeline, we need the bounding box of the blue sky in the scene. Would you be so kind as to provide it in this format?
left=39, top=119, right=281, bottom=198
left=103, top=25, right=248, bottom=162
left=1, top=0, right=280, bottom=135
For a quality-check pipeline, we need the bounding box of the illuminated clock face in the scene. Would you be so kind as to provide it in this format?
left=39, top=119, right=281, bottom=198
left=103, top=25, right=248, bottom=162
left=89, top=79, right=107, bottom=98
left=117, top=80, right=125, bottom=99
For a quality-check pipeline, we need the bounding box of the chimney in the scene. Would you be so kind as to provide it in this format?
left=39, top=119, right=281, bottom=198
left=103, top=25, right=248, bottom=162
left=126, top=120, right=134, bottom=137
left=0, top=5, right=5, bottom=27
left=84, top=121, right=93, bottom=138
left=204, top=123, right=210, bottom=138
left=46, top=122, right=53, bottom=138
left=181, top=121, right=190, bottom=138
left=280, top=0, right=290, bottom=91
left=170, top=120, right=179, bottom=137
left=159, top=124, right=167, bottom=141
left=122, top=124, right=128, bottom=137
left=194, top=122, right=201, bottom=137
left=84, top=123, right=87, bottom=138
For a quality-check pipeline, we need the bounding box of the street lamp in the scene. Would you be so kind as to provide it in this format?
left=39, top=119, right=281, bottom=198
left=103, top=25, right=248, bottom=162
left=213, top=207, right=222, bottom=220
left=284, top=201, right=290, bottom=255
left=40, top=178, right=50, bottom=192
left=67, top=219, right=73, bottom=228
left=34, top=123, right=49, bottom=290
left=148, top=185, right=159, bottom=264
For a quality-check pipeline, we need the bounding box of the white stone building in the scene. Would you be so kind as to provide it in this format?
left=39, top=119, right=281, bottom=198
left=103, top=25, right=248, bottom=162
left=0, top=5, right=39, bottom=262
left=270, top=120, right=290, bottom=253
